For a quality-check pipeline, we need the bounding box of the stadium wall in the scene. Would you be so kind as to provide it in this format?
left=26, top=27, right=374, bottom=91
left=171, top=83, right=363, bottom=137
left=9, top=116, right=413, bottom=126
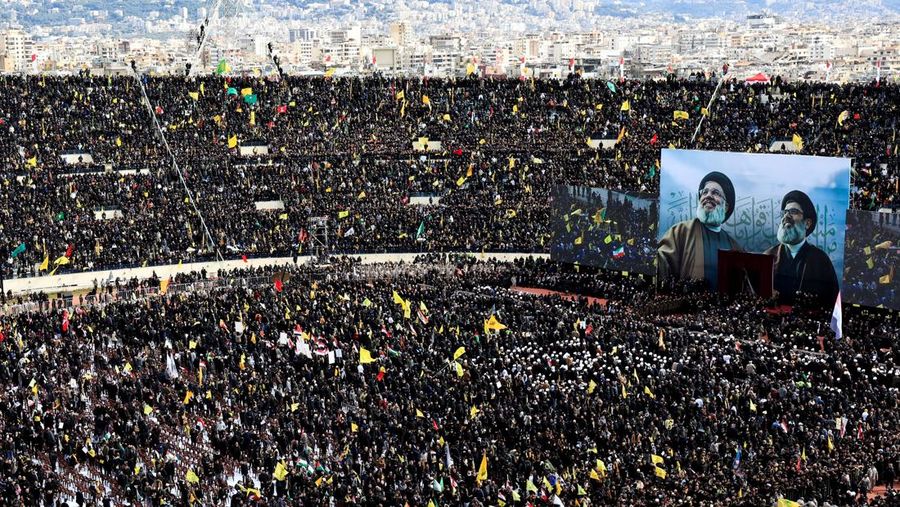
left=2, top=252, right=549, bottom=295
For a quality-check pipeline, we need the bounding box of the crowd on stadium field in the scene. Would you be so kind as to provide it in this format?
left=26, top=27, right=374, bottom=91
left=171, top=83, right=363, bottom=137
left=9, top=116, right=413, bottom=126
left=0, top=258, right=897, bottom=506
left=1, top=74, right=898, bottom=280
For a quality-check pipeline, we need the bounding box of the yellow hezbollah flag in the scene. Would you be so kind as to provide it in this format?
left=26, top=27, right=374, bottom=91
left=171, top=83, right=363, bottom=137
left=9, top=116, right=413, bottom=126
left=453, top=347, right=466, bottom=360
left=39, top=255, right=49, bottom=271
left=53, top=255, right=70, bottom=265
left=483, top=314, right=507, bottom=334
left=240, top=87, right=253, bottom=97
left=792, top=133, right=804, bottom=150
left=274, top=462, right=288, bottom=481
left=422, top=95, right=431, bottom=106
left=620, top=100, right=631, bottom=111
left=324, top=68, right=335, bottom=78
left=359, top=347, right=376, bottom=364
left=27, top=156, right=37, bottom=167
left=777, top=500, right=801, bottom=507
left=476, top=453, right=488, bottom=483
left=228, top=135, right=238, bottom=148
left=186, top=470, right=200, bottom=483
left=673, top=110, right=689, bottom=120
left=160, top=277, right=171, bottom=295
left=338, top=210, right=350, bottom=219
left=188, top=91, right=199, bottom=101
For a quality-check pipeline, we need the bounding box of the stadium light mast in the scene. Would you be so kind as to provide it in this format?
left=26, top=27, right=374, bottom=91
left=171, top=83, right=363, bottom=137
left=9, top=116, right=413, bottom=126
left=190, top=0, right=252, bottom=76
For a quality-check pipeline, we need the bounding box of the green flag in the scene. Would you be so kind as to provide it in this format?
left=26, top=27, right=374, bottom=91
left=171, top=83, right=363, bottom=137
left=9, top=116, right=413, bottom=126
left=216, top=59, right=230, bottom=75
left=244, top=94, right=258, bottom=105
left=227, top=87, right=238, bottom=96
left=606, top=81, right=617, bottom=94
left=416, top=221, right=425, bottom=239
left=10, top=242, right=26, bottom=258
left=56, top=212, right=65, bottom=222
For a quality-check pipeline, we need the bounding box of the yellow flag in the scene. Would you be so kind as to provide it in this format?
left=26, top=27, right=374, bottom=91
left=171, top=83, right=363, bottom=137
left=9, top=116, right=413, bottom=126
left=54, top=255, right=70, bottom=266
left=240, top=87, right=253, bottom=97
left=188, top=91, right=199, bottom=101
left=880, top=274, right=892, bottom=284
left=186, top=470, right=200, bottom=484
left=654, top=466, right=667, bottom=479
left=351, top=422, right=358, bottom=432
left=749, top=400, right=757, bottom=412
left=827, top=434, right=834, bottom=452
left=26, top=156, right=37, bottom=167
left=324, top=68, right=335, bottom=78
left=39, top=255, right=49, bottom=271
left=395, top=90, right=405, bottom=100
left=620, top=100, right=631, bottom=111
left=701, top=107, right=709, bottom=116
left=359, top=347, right=376, bottom=364
left=442, top=113, right=451, bottom=121
left=866, top=257, right=875, bottom=269
left=777, top=500, right=800, bottom=507
left=338, top=210, right=350, bottom=219
left=274, top=462, right=288, bottom=481
left=183, top=390, right=194, bottom=404
left=621, top=384, right=627, bottom=399
left=574, top=234, right=583, bottom=245
left=422, top=95, right=431, bottom=106
left=587, top=380, right=597, bottom=394
left=590, top=469, right=601, bottom=481
left=416, top=409, right=424, bottom=418
left=227, top=135, right=238, bottom=148
left=483, top=314, right=507, bottom=334
left=453, top=347, right=466, bottom=360
left=644, top=386, right=655, bottom=399
left=792, top=133, right=804, bottom=150
left=250, top=110, right=255, bottom=125
left=160, top=277, right=171, bottom=295
left=476, top=453, right=488, bottom=483
left=470, top=405, right=480, bottom=419
left=116, top=137, right=122, bottom=147
left=673, top=110, right=689, bottom=120
left=455, top=362, right=464, bottom=377
left=456, top=176, right=467, bottom=187
left=466, top=62, right=476, bottom=76
left=651, top=454, right=664, bottom=465
left=143, top=404, right=153, bottom=415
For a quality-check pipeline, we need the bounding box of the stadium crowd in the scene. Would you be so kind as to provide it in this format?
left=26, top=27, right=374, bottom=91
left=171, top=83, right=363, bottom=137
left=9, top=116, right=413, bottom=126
left=1, top=74, right=898, bottom=279
left=0, top=258, right=897, bottom=506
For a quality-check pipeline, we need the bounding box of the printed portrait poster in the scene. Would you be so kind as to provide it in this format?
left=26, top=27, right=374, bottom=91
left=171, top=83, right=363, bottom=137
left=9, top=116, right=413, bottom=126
left=550, top=185, right=657, bottom=275
left=657, top=150, right=850, bottom=306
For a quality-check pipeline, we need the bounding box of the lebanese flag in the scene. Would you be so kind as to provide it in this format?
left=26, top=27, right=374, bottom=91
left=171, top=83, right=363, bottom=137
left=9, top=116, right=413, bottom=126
left=65, top=243, right=74, bottom=258
left=274, top=279, right=283, bottom=292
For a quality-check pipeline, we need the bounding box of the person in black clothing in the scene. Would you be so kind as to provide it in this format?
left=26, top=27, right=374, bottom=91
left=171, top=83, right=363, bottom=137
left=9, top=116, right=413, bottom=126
left=765, top=190, right=840, bottom=307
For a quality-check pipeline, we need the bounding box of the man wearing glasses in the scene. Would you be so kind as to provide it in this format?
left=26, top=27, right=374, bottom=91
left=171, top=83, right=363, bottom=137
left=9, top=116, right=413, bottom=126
left=764, top=190, right=839, bottom=307
left=658, top=171, right=743, bottom=287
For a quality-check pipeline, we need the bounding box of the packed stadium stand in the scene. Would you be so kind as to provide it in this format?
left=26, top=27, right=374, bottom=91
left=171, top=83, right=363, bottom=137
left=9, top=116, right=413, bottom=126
left=0, top=73, right=897, bottom=506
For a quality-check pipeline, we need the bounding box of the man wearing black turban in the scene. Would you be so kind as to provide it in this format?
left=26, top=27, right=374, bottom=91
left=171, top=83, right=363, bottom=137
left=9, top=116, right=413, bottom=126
left=764, top=190, right=839, bottom=307
left=657, top=171, right=743, bottom=287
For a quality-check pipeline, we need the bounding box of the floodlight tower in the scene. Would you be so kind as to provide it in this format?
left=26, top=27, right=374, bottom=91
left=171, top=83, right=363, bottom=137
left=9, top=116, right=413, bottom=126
left=189, top=0, right=254, bottom=76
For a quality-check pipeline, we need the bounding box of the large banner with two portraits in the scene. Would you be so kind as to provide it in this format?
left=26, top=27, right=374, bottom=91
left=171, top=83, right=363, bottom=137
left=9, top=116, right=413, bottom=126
left=551, top=149, right=861, bottom=309
left=656, top=150, right=851, bottom=307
